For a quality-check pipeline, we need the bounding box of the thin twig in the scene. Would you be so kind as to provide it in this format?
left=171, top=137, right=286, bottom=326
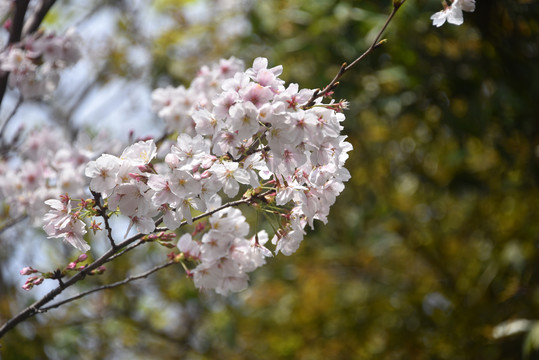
left=39, top=261, right=176, bottom=312
left=91, top=191, right=116, bottom=249
left=0, top=94, right=23, bottom=144
left=106, top=239, right=145, bottom=262
left=303, top=1, right=406, bottom=109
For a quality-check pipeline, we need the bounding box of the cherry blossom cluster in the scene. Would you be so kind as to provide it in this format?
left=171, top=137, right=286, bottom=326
left=0, top=29, right=81, bottom=98
left=152, top=57, right=246, bottom=134
left=178, top=209, right=272, bottom=295
left=431, top=0, right=475, bottom=27
left=0, top=127, right=120, bottom=226
left=70, top=57, right=352, bottom=294
left=42, top=195, right=90, bottom=252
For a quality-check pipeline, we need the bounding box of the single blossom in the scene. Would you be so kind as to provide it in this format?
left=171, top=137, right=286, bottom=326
left=431, top=0, right=475, bottom=27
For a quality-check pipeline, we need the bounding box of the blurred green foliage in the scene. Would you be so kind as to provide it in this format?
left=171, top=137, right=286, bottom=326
left=1, top=0, right=539, bottom=359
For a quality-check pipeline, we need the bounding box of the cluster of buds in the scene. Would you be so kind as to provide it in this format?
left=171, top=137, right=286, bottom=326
left=65, top=254, right=89, bottom=271
left=143, top=231, right=178, bottom=248
left=20, top=267, right=42, bottom=291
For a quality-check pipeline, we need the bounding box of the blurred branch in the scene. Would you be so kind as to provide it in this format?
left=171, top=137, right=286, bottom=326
left=0, top=94, right=23, bottom=149
left=22, top=0, right=57, bottom=37
left=303, top=0, right=406, bottom=109
left=39, top=261, right=176, bottom=313
left=0, top=0, right=30, bottom=107
left=0, top=215, right=27, bottom=235
left=0, top=230, right=146, bottom=339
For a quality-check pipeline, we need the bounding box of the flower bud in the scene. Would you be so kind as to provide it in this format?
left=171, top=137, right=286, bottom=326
left=77, top=254, right=88, bottom=262
left=22, top=283, right=33, bottom=291
left=165, top=153, right=180, bottom=169
left=66, top=262, right=77, bottom=270
left=93, top=266, right=106, bottom=275
left=20, top=266, right=37, bottom=275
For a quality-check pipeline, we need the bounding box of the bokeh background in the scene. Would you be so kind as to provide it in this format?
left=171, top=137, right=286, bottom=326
left=1, top=0, right=538, bottom=359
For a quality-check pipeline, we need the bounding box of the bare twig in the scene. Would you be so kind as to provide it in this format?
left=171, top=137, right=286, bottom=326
left=303, top=1, right=406, bottom=109
left=39, top=261, right=176, bottom=312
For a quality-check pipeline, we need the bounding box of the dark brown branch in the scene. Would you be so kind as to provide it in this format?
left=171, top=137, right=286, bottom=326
left=91, top=191, right=116, bottom=249
left=39, top=261, right=176, bottom=312
left=302, top=0, right=406, bottom=109
left=0, top=191, right=263, bottom=339
left=0, top=0, right=30, bottom=107
left=8, top=0, right=30, bottom=44
left=22, top=0, right=57, bottom=37
left=0, top=230, right=145, bottom=339
left=0, top=94, right=23, bottom=149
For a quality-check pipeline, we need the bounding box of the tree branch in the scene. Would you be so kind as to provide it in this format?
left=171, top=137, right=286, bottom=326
left=0, top=94, right=24, bottom=155
left=22, top=0, right=57, bottom=37
left=0, top=231, right=145, bottom=339
left=91, top=191, right=116, bottom=249
left=0, top=0, right=30, bottom=107
left=38, top=261, right=176, bottom=313
left=0, top=191, right=264, bottom=339
left=303, top=0, right=406, bottom=109
left=0, top=215, right=27, bottom=235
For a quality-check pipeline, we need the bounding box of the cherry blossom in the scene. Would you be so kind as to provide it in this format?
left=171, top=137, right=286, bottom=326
left=431, top=0, right=475, bottom=27
left=37, top=57, right=353, bottom=295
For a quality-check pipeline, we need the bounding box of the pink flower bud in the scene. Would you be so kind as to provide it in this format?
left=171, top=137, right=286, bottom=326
left=20, top=266, right=37, bottom=275
left=33, top=278, right=44, bottom=286
left=165, top=153, right=180, bottom=169
left=22, top=283, right=33, bottom=291
left=60, top=193, right=70, bottom=204
left=66, top=262, right=77, bottom=270
left=129, top=172, right=142, bottom=181
left=200, top=170, right=211, bottom=179
left=77, top=254, right=88, bottom=262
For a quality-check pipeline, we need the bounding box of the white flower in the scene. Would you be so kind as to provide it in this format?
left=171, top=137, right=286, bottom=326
left=85, top=154, right=121, bottom=196
left=458, top=0, right=475, bottom=12
left=210, top=161, right=250, bottom=198
left=120, top=140, right=157, bottom=166
left=431, top=5, right=463, bottom=27
left=431, top=0, right=475, bottom=27
left=177, top=233, right=201, bottom=259
left=43, top=198, right=90, bottom=252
